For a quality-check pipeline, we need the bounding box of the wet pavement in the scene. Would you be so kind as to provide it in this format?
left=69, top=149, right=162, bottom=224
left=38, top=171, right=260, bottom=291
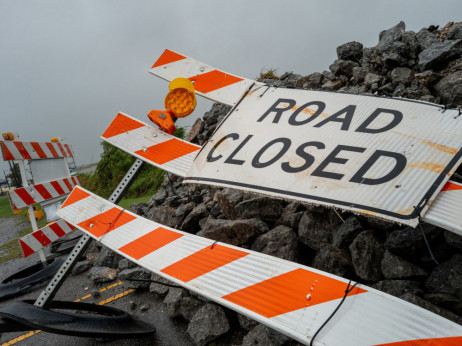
left=0, top=216, right=29, bottom=257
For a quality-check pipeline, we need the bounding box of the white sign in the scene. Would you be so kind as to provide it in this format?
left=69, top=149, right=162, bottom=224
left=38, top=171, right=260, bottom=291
left=187, top=87, right=462, bottom=226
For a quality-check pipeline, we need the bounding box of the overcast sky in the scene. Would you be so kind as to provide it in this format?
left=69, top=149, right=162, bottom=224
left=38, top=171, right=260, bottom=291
left=1, top=0, right=461, bottom=177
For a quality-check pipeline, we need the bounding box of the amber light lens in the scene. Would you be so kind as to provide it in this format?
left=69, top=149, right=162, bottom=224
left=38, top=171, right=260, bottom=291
left=164, top=88, right=196, bottom=118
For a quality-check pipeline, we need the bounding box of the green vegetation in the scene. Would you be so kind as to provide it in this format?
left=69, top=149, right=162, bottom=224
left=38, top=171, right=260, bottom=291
left=80, top=127, right=186, bottom=199
left=258, top=68, right=279, bottom=80
left=118, top=195, right=152, bottom=210
left=0, top=195, right=14, bottom=218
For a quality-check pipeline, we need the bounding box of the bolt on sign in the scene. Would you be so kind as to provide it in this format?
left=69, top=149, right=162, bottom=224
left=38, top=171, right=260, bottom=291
left=186, top=86, right=462, bottom=227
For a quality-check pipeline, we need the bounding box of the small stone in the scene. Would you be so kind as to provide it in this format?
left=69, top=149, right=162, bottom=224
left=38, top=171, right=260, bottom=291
left=88, top=267, right=118, bottom=284
left=349, top=230, right=384, bottom=281
left=92, top=289, right=101, bottom=298
left=251, top=225, right=298, bottom=261
left=321, top=79, right=342, bottom=90
left=337, top=41, right=364, bottom=62
left=201, top=218, right=268, bottom=246
left=72, top=261, right=92, bottom=276
left=140, top=304, right=151, bottom=312
left=391, top=67, right=414, bottom=85
left=381, top=250, right=428, bottom=279
left=118, top=267, right=151, bottom=290
left=418, top=39, right=462, bottom=71
left=129, top=301, right=137, bottom=310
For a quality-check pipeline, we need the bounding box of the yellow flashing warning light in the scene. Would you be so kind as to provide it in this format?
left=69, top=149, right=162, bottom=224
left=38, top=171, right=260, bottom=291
left=147, top=77, right=197, bottom=134
left=165, top=77, right=197, bottom=118
left=2, top=133, right=15, bottom=141
left=50, top=137, right=62, bottom=142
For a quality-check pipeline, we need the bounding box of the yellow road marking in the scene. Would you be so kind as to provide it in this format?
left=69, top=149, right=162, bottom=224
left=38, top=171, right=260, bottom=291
left=1, top=281, right=129, bottom=346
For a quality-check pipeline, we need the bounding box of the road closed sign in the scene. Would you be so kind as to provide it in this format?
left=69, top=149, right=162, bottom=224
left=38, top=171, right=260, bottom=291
left=186, top=86, right=462, bottom=226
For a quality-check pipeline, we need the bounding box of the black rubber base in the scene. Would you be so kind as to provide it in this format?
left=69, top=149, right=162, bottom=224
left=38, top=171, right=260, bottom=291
left=0, top=300, right=155, bottom=338
left=0, top=258, right=64, bottom=301
left=51, top=233, right=82, bottom=254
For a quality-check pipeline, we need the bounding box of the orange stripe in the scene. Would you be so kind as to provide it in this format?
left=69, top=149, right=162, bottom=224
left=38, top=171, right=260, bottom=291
left=1, top=141, right=14, bottom=160
left=161, top=244, right=248, bottom=282
left=135, top=138, right=198, bottom=165
left=64, top=144, right=73, bottom=157
left=223, top=268, right=366, bottom=318
left=14, top=142, right=31, bottom=159
left=19, top=239, right=35, bottom=257
left=46, top=142, right=59, bottom=157
left=189, top=70, right=243, bottom=94
left=62, top=178, right=73, bottom=191
left=441, top=181, right=462, bottom=191
left=152, top=49, right=186, bottom=68
left=78, top=207, right=135, bottom=237
left=101, top=113, right=145, bottom=139
left=376, top=336, right=462, bottom=345
left=30, top=142, right=47, bottom=158
left=119, top=227, right=183, bottom=260
left=60, top=187, right=90, bottom=209
left=57, top=143, right=67, bottom=157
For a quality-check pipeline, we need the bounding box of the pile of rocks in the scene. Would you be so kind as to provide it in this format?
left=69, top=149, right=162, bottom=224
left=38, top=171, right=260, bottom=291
left=85, top=22, right=462, bottom=345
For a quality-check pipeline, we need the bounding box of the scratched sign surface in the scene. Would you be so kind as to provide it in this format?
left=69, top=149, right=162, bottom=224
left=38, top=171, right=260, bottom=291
left=186, top=87, right=462, bottom=226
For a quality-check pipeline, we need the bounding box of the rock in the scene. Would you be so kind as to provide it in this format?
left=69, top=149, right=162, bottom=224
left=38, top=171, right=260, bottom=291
left=385, top=225, right=437, bottom=258
left=237, top=314, right=259, bottom=331
left=415, top=70, right=442, bottom=87
left=149, top=188, right=168, bottom=206
left=332, top=216, right=364, bottom=249
left=401, top=31, right=419, bottom=58
left=425, top=254, right=462, bottom=300
left=445, top=231, right=462, bottom=251
left=382, top=51, right=408, bottom=68
left=179, top=296, right=204, bottom=321
left=129, top=301, right=137, bottom=310
left=434, top=70, right=462, bottom=106
left=400, top=293, right=462, bottom=325
left=390, top=67, right=414, bottom=85
left=418, top=39, right=462, bottom=71
left=149, top=205, right=180, bottom=227
left=181, top=204, right=208, bottom=233
left=216, top=188, right=243, bottom=219
left=242, top=324, right=290, bottom=346
left=130, top=202, right=149, bottom=217
left=448, top=23, right=462, bottom=40
left=92, top=289, right=101, bottom=298
left=376, top=21, right=406, bottom=53
left=312, top=245, right=355, bottom=278
left=164, top=287, right=188, bottom=318
left=372, top=280, right=423, bottom=297
left=200, top=218, right=268, bottom=246
left=381, top=250, right=428, bottom=279
left=352, top=67, right=371, bottom=83
left=186, top=118, right=203, bottom=142
left=298, top=209, right=343, bottom=251
left=187, top=304, right=230, bottom=346
left=349, top=230, right=384, bottom=281
left=118, top=258, right=138, bottom=271
left=251, top=225, right=298, bottom=261
left=72, top=261, right=92, bottom=276
left=393, top=83, right=406, bottom=97
left=88, top=267, right=118, bottom=284
left=321, top=79, right=342, bottom=90
left=329, top=59, right=359, bottom=77
left=295, top=72, right=324, bottom=89
left=86, top=252, right=99, bottom=263
left=364, top=73, right=381, bottom=86
left=149, top=273, right=171, bottom=297
left=94, top=246, right=124, bottom=269
left=416, top=28, right=439, bottom=50
left=140, top=304, right=151, bottom=312
left=233, top=197, right=285, bottom=226
left=337, top=41, right=364, bottom=62
left=118, top=267, right=151, bottom=290
left=423, top=292, right=462, bottom=315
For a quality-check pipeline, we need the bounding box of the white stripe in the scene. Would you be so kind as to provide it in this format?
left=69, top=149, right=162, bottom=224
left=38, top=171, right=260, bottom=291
left=22, top=142, right=36, bottom=159
left=5, top=142, right=22, bottom=160
left=41, top=142, right=54, bottom=158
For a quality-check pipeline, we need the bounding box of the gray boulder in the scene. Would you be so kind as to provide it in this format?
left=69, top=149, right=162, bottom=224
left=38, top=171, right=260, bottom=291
left=332, top=216, right=364, bottom=249
left=216, top=188, right=243, bottom=219
left=118, top=267, right=151, bottom=290
left=299, top=209, right=343, bottom=251
left=242, top=324, right=290, bottom=346
left=416, top=28, right=439, bottom=50
left=312, top=245, right=355, bottom=278
left=88, top=267, right=118, bottom=284
left=233, top=197, right=285, bottom=226
left=187, top=304, right=230, bottom=346
left=425, top=254, right=462, bottom=299
left=372, top=280, right=423, bottom=297
left=94, top=246, right=124, bottom=269
left=181, top=204, right=208, bottom=233
left=337, top=41, right=364, bottom=62
left=448, top=23, right=462, bottom=40
left=434, top=70, right=462, bottom=106
left=381, top=250, right=428, bottom=279
left=391, top=67, right=414, bottom=85
left=349, top=230, right=384, bottom=281
left=149, top=273, right=171, bottom=297
left=376, top=21, right=406, bottom=53
left=418, top=39, right=462, bottom=71
left=200, top=218, right=268, bottom=246
left=251, top=225, right=298, bottom=261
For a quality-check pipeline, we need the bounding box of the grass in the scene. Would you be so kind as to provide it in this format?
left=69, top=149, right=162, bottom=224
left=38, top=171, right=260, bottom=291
left=0, top=204, right=49, bottom=263
left=118, top=195, right=152, bottom=209
left=0, top=195, right=14, bottom=218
